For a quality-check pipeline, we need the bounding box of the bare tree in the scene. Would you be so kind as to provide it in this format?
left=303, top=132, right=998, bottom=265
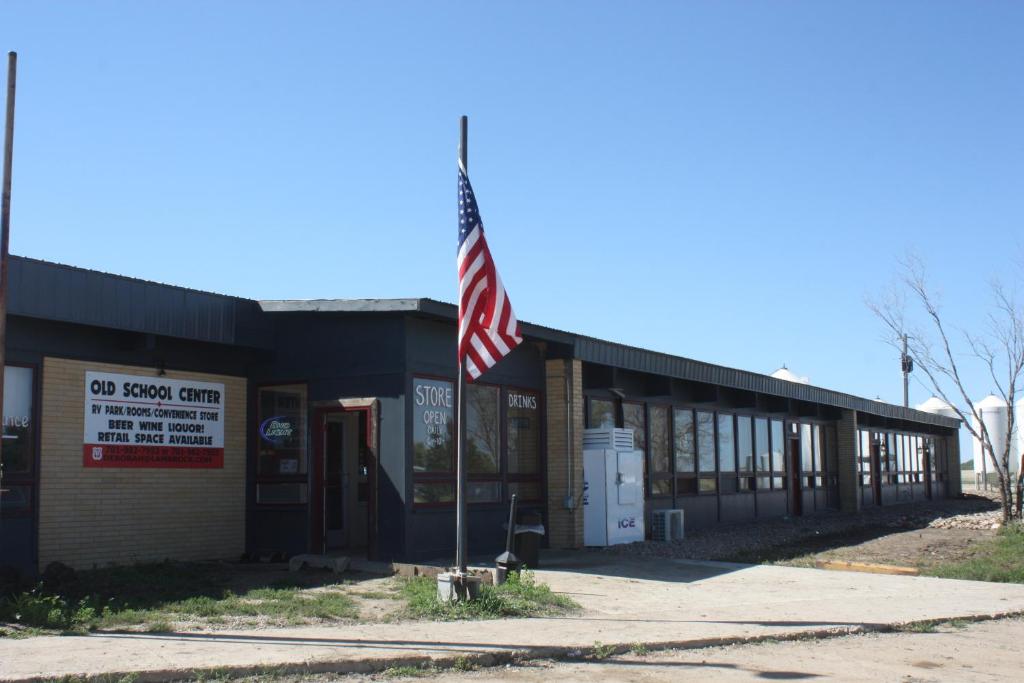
left=869, top=255, right=1024, bottom=523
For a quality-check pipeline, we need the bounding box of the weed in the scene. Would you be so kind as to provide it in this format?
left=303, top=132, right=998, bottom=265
left=628, top=641, right=649, bottom=656
left=898, top=620, right=938, bottom=633
left=381, top=664, right=436, bottom=678
left=591, top=641, right=616, bottom=660
left=400, top=570, right=578, bottom=621
left=451, top=655, right=477, bottom=671
left=145, top=620, right=173, bottom=633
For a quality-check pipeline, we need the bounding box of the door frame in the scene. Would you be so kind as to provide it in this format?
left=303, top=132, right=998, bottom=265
left=311, top=405, right=377, bottom=556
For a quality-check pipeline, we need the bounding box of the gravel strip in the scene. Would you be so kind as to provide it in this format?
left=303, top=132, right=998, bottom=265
left=600, top=494, right=1002, bottom=562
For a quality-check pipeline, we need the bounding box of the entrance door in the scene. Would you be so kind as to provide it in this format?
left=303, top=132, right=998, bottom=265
left=787, top=436, right=803, bottom=516
left=323, top=414, right=346, bottom=549
left=313, top=408, right=372, bottom=554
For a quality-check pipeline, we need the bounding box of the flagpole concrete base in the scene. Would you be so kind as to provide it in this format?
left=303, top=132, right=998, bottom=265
left=437, top=571, right=483, bottom=602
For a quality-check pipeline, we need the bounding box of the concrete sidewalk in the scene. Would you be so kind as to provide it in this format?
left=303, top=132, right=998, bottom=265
left=3, top=553, right=1024, bottom=682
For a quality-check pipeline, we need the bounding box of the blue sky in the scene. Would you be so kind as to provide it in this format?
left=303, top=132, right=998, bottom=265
left=3, top=2, right=1022, bottom=445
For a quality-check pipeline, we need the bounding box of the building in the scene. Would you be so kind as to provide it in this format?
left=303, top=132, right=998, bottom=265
left=0, top=255, right=962, bottom=575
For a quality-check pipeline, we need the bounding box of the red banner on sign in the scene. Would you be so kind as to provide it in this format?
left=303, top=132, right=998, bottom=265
left=82, top=444, right=224, bottom=469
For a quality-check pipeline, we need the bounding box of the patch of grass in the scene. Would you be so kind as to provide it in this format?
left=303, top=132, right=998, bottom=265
left=399, top=570, right=578, bottom=621
left=450, top=655, right=477, bottom=671
left=351, top=590, right=399, bottom=600
left=927, top=524, right=1024, bottom=583
left=0, top=562, right=359, bottom=632
left=591, top=641, right=615, bottom=660
left=381, top=664, right=437, bottom=678
left=897, top=620, right=939, bottom=633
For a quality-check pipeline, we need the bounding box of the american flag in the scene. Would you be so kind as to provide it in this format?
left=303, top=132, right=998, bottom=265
left=457, top=160, right=522, bottom=381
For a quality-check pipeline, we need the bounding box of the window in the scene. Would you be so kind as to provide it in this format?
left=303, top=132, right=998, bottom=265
left=717, top=414, right=736, bottom=492
left=1, top=365, right=36, bottom=514
left=755, top=417, right=771, bottom=490
left=859, top=430, right=872, bottom=487
left=648, top=405, right=671, bottom=496
left=622, top=402, right=646, bottom=454
left=696, top=411, right=716, bottom=493
left=737, top=415, right=754, bottom=491
left=466, top=383, right=500, bottom=501
left=507, top=388, right=543, bottom=501
left=467, top=384, right=499, bottom=473
left=674, top=409, right=697, bottom=495
left=800, top=423, right=814, bottom=475
left=413, top=379, right=543, bottom=506
left=587, top=398, right=615, bottom=428
left=2, top=366, right=35, bottom=475
left=813, top=424, right=824, bottom=488
left=771, top=419, right=785, bottom=489
left=507, top=390, right=540, bottom=474
left=412, top=378, right=454, bottom=473
left=256, top=384, right=308, bottom=505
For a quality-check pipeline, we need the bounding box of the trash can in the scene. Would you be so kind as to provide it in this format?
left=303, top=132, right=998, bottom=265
left=513, top=512, right=545, bottom=569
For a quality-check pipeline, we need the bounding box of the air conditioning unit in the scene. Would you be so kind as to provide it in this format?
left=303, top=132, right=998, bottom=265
left=650, top=509, right=684, bottom=542
left=583, top=427, right=636, bottom=451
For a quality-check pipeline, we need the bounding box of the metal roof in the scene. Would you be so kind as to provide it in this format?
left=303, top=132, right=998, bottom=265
left=260, top=297, right=960, bottom=429
left=2, top=257, right=961, bottom=430
left=8, top=256, right=273, bottom=349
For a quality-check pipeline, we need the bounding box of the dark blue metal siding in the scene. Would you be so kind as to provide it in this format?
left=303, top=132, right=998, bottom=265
left=573, top=337, right=959, bottom=429
left=7, top=256, right=272, bottom=349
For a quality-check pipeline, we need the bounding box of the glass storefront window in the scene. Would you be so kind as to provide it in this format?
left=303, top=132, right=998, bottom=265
left=737, top=416, right=753, bottom=473
left=412, top=378, right=454, bottom=473
left=649, top=405, right=670, bottom=476
left=622, top=402, right=646, bottom=454
left=755, top=418, right=770, bottom=474
left=588, top=398, right=615, bottom=428
left=697, top=411, right=715, bottom=472
left=256, top=483, right=309, bottom=505
left=507, top=389, right=540, bottom=474
left=467, top=481, right=502, bottom=503
left=2, top=366, right=34, bottom=475
left=257, top=384, right=308, bottom=477
left=674, top=408, right=696, bottom=474
left=718, top=414, right=736, bottom=473
left=800, top=424, right=814, bottom=473
left=466, top=384, right=499, bottom=474
left=414, top=482, right=455, bottom=504
left=771, top=420, right=785, bottom=473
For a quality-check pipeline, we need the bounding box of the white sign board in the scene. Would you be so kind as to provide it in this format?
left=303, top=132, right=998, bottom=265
left=83, top=371, right=226, bottom=468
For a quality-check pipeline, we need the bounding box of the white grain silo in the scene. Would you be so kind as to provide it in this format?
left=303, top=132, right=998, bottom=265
left=771, top=366, right=809, bottom=384
left=971, top=394, right=1011, bottom=487
left=915, top=396, right=958, bottom=420
left=1013, top=398, right=1024, bottom=475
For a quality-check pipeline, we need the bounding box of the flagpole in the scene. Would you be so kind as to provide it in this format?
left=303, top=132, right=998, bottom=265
left=455, top=115, right=469, bottom=578
left=0, top=52, right=18, bottom=528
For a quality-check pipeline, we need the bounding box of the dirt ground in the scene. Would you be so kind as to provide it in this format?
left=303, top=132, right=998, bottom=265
left=800, top=526, right=996, bottom=570
left=362, top=617, right=1024, bottom=683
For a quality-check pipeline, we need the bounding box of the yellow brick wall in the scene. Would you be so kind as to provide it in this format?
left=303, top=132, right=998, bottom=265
left=38, top=357, right=247, bottom=570
left=545, top=358, right=584, bottom=549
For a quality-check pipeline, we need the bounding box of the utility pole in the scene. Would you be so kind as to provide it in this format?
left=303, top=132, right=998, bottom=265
left=901, top=334, right=912, bottom=408
left=0, top=52, right=18, bottom=526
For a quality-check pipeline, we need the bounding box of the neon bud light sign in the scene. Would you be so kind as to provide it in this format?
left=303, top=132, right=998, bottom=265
left=259, top=416, right=294, bottom=444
